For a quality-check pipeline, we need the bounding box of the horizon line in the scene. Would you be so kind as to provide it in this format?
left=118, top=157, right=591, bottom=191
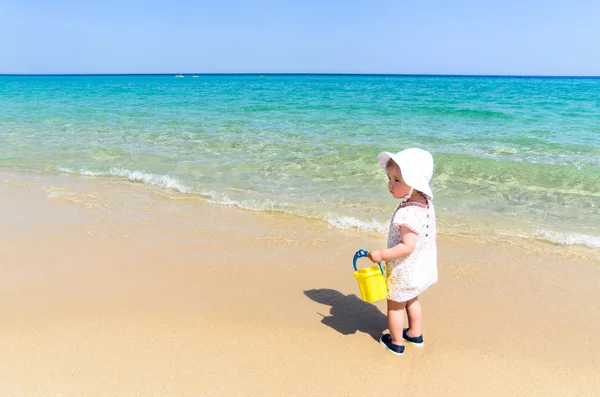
left=1, top=72, right=599, bottom=79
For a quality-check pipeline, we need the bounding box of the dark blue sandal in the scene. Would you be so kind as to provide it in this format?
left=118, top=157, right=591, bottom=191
left=379, top=334, right=405, bottom=356
left=403, top=328, right=424, bottom=347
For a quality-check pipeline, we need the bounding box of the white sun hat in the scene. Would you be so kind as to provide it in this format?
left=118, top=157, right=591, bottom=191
left=378, top=148, right=434, bottom=199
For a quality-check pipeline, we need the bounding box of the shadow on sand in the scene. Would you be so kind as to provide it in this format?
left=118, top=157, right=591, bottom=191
left=304, top=288, right=387, bottom=341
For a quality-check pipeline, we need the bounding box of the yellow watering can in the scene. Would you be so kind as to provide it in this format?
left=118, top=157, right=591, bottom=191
left=352, top=249, right=387, bottom=302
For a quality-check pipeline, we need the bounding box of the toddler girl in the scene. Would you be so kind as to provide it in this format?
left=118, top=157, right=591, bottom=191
left=368, top=148, right=438, bottom=356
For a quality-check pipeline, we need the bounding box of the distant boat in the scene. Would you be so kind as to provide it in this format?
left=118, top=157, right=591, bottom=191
left=175, top=74, right=184, bottom=78
left=192, top=75, right=199, bottom=78
left=260, top=75, right=264, bottom=78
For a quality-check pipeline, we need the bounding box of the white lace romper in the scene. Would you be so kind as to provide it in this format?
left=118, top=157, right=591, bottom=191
left=386, top=200, right=438, bottom=303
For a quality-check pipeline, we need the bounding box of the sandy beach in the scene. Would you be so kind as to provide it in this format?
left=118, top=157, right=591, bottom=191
left=1, top=170, right=599, bottom=396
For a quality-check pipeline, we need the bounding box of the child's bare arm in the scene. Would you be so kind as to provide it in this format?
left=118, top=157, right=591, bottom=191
left=368, top=225, right=417, bottom=262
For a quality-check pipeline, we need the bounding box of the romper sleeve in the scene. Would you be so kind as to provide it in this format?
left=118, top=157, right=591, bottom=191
left=391, top=206, right=424, bottom=235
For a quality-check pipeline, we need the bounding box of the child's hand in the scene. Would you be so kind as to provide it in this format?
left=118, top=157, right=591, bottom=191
left=368, top=250, right=383, bottom=263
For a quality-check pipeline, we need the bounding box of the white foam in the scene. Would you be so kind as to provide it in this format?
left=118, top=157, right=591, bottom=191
left=56, top=166, right=191, bottom=193
left=533, top=230, right=600, bottom=249
left=205, top=191, right=290, bottom=212
left=205, top=192, right=389, bottom=233
left=54, top=166, right=598, bottom=247
left=325, top=214, right=387, bottom=233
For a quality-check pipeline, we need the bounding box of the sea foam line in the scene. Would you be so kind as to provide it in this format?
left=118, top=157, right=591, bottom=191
left=54, top=166, right=600, bottom=246
left=532, top=230, right=600, bottom=249
left=325, top=213, right=387, bottom=233
left=205, top=191, right=291, bottom=212
left=208, top=193, right=388, bottom=233
left=56, top=166, right=192, bottom=193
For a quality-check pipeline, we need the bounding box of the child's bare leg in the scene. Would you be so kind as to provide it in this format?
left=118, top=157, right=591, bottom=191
left=405, top=296, right=422, bottom=336
left=387, top=299, right=406, bottom=345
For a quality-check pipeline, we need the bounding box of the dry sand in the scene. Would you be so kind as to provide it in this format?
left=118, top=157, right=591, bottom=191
left=1, top=171, right=599, bottom=396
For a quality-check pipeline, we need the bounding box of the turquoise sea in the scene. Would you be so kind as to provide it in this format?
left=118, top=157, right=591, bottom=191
left=1, top=74, right=599, bottom=250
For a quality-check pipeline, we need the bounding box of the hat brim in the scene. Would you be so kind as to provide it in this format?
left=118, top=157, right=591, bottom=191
left=378, top=151, right=395, bottom=169
left=378, top=151, right=434, bottom=199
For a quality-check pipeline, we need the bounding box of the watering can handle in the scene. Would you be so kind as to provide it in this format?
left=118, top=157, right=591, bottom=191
left=353, top=249, right=385, bottom=274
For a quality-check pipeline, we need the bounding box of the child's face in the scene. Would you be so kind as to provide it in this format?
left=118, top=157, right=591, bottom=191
left=386, top=163, right=411, bottom=199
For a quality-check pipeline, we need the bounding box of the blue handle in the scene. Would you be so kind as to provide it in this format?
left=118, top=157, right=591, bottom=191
left=353, top=249, right=385, bottom=274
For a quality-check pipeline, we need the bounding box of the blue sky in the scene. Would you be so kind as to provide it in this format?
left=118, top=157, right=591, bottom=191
left=1, top=0, right=599, bottom=75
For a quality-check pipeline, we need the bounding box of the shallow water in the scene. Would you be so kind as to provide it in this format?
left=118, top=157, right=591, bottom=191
left=1, top=74, right=599, bottom=249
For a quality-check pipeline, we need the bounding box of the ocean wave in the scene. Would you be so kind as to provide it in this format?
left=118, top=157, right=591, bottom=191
left=52, top=166, right=600, bottom=249
left=325, top=214, right=387, bottom=233
left=199, top=191, right=389, bottom=233
left=205, top=191, right=292, bottom=212
left=207, top=195, right=388, bottom=233
left=54, top=166, right=387, bottom=233
left=56, top=166, right=192, bottom=193
left=532, top=230, right=600, bottom=249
